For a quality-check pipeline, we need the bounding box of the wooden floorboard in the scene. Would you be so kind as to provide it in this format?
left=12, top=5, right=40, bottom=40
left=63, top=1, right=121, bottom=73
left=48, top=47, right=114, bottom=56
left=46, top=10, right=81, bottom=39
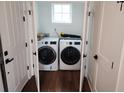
left=22, top=71, right=91, bottom=92
left=40, top=71, right=80, bottom=92
left=22, top=76, right=37, bottom=92
left=82, top=77, right=91, bottom=92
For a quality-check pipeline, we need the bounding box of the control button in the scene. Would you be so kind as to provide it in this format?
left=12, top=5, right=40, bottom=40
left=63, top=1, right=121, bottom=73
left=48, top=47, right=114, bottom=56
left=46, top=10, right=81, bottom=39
left=45, top=41, right=48, bottom=44
left=69, top=42, right=72, bottom=45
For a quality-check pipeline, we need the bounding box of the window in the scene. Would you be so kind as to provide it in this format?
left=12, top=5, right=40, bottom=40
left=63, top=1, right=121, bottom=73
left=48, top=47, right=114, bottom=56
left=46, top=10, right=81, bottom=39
left=52, top=4, right=72, bottom=23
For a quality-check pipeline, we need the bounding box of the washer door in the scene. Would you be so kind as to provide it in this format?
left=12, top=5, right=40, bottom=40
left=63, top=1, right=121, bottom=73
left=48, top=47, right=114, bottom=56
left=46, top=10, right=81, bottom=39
left=61, top=46, right=81, bottom=65
left=38, top=46, right=56, bottom=65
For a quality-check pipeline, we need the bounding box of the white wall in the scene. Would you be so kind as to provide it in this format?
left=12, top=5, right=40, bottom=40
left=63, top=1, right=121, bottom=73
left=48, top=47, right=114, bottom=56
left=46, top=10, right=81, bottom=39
left=36, top=2, right=84, bottom=37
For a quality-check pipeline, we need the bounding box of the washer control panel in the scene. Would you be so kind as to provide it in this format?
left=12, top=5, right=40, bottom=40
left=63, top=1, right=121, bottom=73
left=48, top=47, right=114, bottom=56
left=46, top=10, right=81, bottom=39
left=40, top=41, right=57, bottom=45
left=60, top=40, right=81, bottom=46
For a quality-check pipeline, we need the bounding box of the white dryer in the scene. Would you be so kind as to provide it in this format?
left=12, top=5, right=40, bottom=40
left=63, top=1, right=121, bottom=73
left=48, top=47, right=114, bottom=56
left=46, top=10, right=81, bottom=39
left=38, top=37, right=59, bottom=71
left=59, top=38, right=82, bottom=70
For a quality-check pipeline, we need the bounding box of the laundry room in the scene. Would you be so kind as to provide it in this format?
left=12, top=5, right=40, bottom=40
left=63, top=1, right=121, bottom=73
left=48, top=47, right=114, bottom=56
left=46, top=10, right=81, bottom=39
left=35, top=1, right=85, bottom=92
left=1, top=1, right=124, bottom=92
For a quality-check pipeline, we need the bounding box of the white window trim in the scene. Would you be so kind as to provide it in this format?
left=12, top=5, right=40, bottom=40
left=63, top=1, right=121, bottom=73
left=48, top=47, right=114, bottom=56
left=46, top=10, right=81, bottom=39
left=51, top=3, right=72, bottom=24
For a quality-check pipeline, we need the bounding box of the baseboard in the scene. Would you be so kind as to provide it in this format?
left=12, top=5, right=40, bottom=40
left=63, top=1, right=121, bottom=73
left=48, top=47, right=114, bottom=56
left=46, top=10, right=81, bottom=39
left=87, top=76, right=96, bottom=92
left=15, top=75, right=29, bottom=92
left=87, top=78, right=93, bottom=92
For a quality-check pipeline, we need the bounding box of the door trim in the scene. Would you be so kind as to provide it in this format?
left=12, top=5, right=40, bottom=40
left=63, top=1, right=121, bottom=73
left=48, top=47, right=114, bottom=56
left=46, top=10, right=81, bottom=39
left=79, top=1, right=89, bottom=92
left=0, top=62, right=8, bottom=91
left=32, top=1, right=40, bottom=92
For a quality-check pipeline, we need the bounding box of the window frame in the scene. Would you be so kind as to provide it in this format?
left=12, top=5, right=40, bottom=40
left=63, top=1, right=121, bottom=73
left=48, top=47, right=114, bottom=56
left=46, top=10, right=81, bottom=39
left=51, top=3, right=72, bottom=24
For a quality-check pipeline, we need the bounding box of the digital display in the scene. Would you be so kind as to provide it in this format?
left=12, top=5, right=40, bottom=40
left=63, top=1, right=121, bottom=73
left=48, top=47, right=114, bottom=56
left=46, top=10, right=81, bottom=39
left=50, top=41, right=57, bottom=44
left=74, top=42, right=80, bottom=45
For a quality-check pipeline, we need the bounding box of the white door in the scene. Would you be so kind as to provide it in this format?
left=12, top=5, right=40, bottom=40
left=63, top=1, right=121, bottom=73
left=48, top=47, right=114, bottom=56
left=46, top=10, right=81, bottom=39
left=0, top=2, right=16, bottom=91
left=87, top=2, right=103, bottom=91
left=0, top=2, right=29, bottom=91
left=91, top=2, right=124, bottom=91
left=16, top=2, right=30, bottom=91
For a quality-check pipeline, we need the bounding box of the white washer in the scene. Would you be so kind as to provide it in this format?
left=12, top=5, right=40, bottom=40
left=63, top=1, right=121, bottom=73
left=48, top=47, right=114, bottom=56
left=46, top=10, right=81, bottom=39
left=38, top=37, right=59, bottom=71
left=59, top=38, right=82, bottom=70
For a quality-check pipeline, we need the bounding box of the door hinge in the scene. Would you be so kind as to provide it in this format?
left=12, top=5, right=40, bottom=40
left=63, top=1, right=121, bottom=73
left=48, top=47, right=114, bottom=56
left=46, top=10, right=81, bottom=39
left=23, top=16, right=26, bottom=22
left=31, top=39, right=33, bottom=43
left=84, top=65, right=86, bottom=69
left=86, top=41, right=88, bottom=45
left=88, top=11, right=91, bottom=16
left=33, top=64, right=34, bottom=68
left=117, top=1, right=124, bottom=11
left=111, top=62, right=114, bottom=69
left=28, top=10, right=32, bottom=15
left=25, top=42, right=28, bottom=47
left=27, top=66, right=29, bottom=70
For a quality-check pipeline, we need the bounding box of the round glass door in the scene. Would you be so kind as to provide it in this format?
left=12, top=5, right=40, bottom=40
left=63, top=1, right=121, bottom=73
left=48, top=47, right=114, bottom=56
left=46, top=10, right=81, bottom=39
left=38, top=46, right=56, bottom=65
left=61, top=46, right=81, bottom=65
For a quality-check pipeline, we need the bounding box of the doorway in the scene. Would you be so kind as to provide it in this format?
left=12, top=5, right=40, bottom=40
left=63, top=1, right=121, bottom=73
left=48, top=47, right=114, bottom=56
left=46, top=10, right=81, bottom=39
left=35, top=1, right=85, bottom=92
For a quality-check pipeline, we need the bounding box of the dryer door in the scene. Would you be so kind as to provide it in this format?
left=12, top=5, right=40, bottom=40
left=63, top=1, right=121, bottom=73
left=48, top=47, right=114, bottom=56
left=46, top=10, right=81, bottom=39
left=38, top=46, right=56, bottom=65
left=61, top=46, right=81, bottom=65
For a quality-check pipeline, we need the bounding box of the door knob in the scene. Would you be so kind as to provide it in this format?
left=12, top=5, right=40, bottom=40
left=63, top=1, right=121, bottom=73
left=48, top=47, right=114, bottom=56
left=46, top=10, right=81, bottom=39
left=94, top=54, right=98, bottom=60
left=5, top=58, right=14, bottom=64
left=83, top=54, right=87, bottom=58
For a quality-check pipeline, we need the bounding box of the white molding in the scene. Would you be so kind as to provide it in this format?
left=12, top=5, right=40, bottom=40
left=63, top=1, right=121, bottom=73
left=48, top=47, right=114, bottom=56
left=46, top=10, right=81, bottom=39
left=15, top=75, right=29, bottom=92
left=79, top=1, right=88, bottom=92
left=115, top=41, right=124, bottom=91
left=32, top=1, right=40, bottom=92
left=87, top=76, right=94, bottom=92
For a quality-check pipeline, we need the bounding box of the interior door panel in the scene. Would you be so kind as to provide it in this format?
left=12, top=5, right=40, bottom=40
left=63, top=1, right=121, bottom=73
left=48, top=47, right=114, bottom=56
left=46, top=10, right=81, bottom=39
left=88, top=1, right=124, bottom=91
left=0, top=2, right=29, bottom=91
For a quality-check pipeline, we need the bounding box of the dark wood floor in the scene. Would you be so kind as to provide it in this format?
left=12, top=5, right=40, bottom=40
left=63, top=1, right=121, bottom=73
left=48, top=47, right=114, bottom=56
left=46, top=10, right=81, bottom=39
left=22, top=76, right=37, bottom=92
left=40, top=71, right=80, bottom=92
left=82, top=77, right=91, bottom=92
left=22, top=71, right=91, bottom=92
